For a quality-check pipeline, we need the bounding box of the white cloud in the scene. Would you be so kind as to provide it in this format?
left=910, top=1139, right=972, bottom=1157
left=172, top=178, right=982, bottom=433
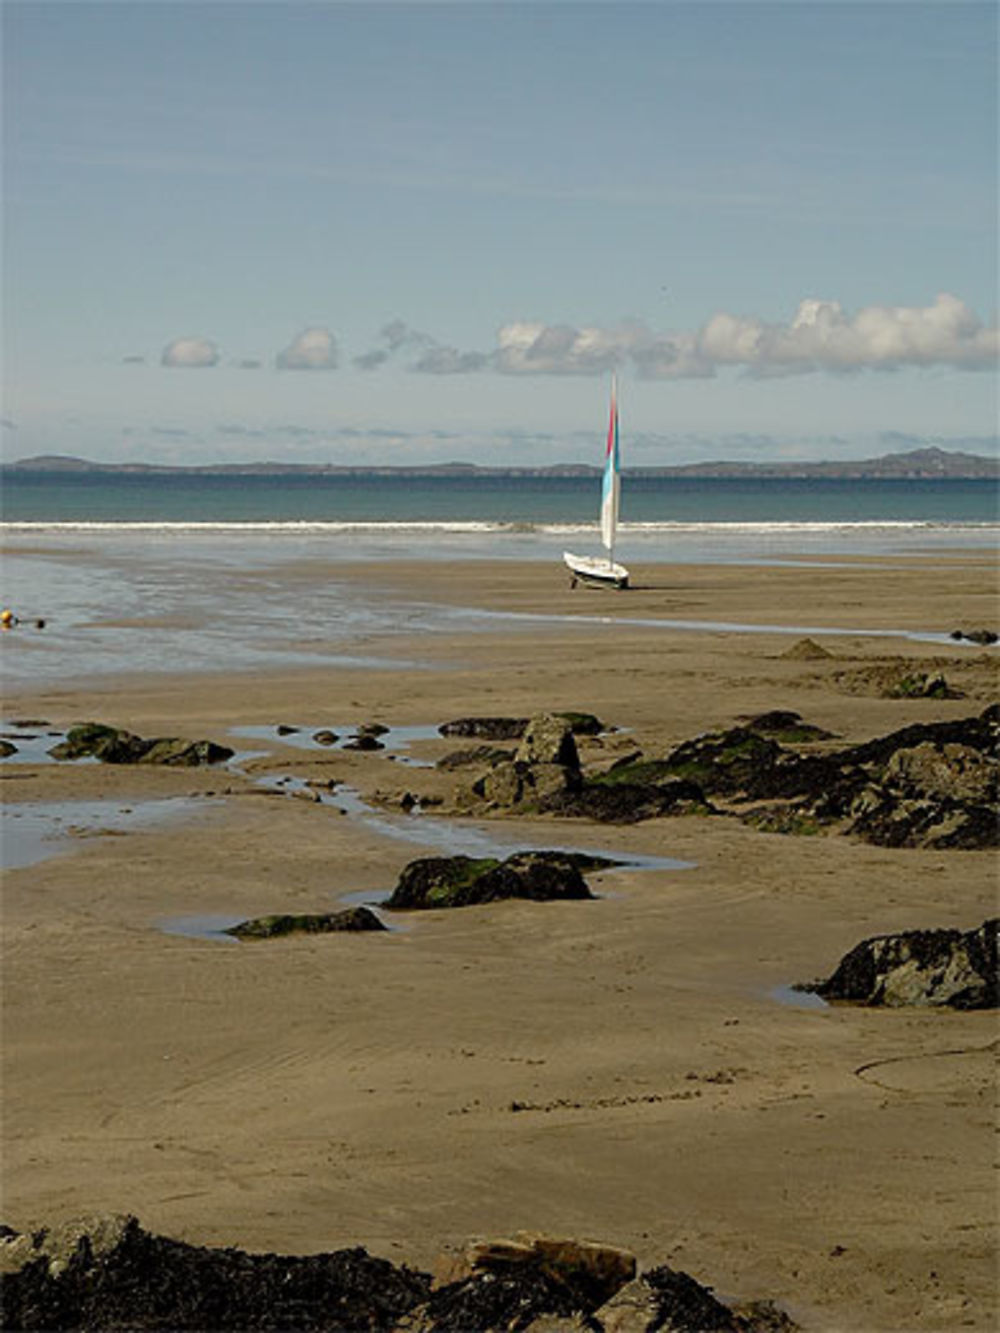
left=161, top=337, right=220, bottom=368
left=398, top=293, right=998, bottom=379
left=276, top=327, right=338, bottom=370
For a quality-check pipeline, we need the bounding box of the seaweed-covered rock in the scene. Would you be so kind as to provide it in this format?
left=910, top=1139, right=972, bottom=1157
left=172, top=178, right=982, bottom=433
left=386, top=851, right=605, bottom=911
left=439, top=717, right=529, bottom=740
left=884, top=672, right=955, bottom=700
left=836, top=707, right=998, bottom=771
left=543, top=779, right=712, bottom=825
left=593, top=1264, right=799, bottom=1332
left=405, top=1264, right=585, bottom=1332
left=47, top=723, right=232, bottom=767
left=807, top=918, right=997, bottom=1009
left=436, top=744, right=515, bottom=771
left=48, top=723, right=149, bottom=763
left=0, top=1214, right=430, bottom=1331
left=225, top=906, right=385, bottom=940
left=656, top=728, right=783, bottom=797
left=742, top=711, right=834, bottom=743
left=409, top=1234, right=636, bottom=1332
left=313, top=729, right=339, bottom=746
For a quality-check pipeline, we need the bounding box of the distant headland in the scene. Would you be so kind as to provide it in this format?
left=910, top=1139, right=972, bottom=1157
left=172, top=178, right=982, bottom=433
left=3, top=446, right=998, bottom=480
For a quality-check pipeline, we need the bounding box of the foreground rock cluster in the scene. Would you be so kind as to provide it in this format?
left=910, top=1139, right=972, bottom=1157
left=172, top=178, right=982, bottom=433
left=0, top=1216, right=798, bottom=1332
left=443, top=707, right=999, bottom=850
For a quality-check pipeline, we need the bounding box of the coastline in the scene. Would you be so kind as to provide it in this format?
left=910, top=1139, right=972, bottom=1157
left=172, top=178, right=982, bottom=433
left=2, top=555, right=997, bottom=1331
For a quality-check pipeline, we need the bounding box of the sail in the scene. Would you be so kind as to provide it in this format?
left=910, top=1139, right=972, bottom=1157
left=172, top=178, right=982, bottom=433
left=599, top=376, right=620, bottom=556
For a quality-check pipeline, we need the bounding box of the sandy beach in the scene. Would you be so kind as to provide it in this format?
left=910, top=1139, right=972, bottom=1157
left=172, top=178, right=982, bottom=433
left=2, top=554, right=997, bottom=1332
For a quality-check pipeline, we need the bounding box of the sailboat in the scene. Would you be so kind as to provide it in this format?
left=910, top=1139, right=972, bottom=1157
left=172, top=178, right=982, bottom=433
left=562, top=375, right=630, bottom=589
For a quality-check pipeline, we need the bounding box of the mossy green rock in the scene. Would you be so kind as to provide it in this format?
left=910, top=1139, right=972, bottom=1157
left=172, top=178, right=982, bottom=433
left=386, top=851, right=609, bottom=910
left=226, top=906, right=385, bottom=939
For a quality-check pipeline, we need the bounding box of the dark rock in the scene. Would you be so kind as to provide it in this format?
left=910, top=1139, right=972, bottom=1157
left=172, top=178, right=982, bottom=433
left=357, top=723, right=390, bottom=737
left=807, top=918, right=997, bottom=1009
left=952, top=628, right=998, bottom=645
left=439, top=713, right=602, bottom=742
left=407, top=1264, right=584, bottom=1331
left=0, top=1213, right=430, bottom=1331
left=386, top=851, right=605, bottom=911
left=9, top=719, right=48, bottom=728
left=656, top=728, right=784, bottom=797
left=837, top=709, right=998, bottom=771
left=313, top=730, right=339, bottom=746
left=743, top=711, right=834, bottom=742
left=276, top=724, right=299, bottom=736
left=225, top=907, right=386, bottom=940
left=593, top=1263, right=799, bottom=1331
left=439, top=717, right=529, bottom=740
left=343, top=734, right=384, bottom=752
left=436, top=744, right=515, bottom=771
left=47, top=723, right=232, bottom=767
left=0, top=741, right=17, bottom=758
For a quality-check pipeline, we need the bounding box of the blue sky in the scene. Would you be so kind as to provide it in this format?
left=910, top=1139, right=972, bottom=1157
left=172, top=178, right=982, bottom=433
left=3, top=0, right=997, bottom=466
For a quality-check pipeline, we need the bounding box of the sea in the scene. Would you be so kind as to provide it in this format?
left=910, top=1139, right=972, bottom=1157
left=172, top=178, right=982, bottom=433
left=1, top=470, right=997, bottom=688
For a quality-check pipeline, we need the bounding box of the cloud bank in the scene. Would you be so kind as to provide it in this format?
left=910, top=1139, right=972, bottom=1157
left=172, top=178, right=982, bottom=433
left=152, top=295, right=996, bottom=381
left=356, top=293, right=997, bottom=379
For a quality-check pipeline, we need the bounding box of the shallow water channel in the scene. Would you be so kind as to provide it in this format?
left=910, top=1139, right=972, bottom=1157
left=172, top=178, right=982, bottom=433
left=1, top=719, right=825, bottom=1007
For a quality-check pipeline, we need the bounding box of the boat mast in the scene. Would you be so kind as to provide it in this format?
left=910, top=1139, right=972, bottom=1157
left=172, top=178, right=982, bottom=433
left=606, top=372, right=618, bottom=571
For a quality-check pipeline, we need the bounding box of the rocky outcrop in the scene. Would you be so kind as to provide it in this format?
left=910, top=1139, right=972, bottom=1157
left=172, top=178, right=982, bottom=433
left=594, top=1266, right=798, bottom=1332
left=385, top=851, right=611, bottom=910
left=48, top=723, right=233, bottom=767
left=515, top=714, right=581, bottom=768
left=0, top=1214, right=430, bottom=1331
left=807, top=918, right=997, bottom=1009
left=458, top=714, right=586, bottom=812
left=225, top=906, right=385, bottom=940
left=439, top=716, right=529, bottom=740
left=512, top=707, right=999, bottom=846
left=439, top=712, right=603, bottom=741
left=0, top=1217, right=798, bottom=1333
left=436, top=744, right=515, bottom=771
left=543, top=778, right=713, bottom=825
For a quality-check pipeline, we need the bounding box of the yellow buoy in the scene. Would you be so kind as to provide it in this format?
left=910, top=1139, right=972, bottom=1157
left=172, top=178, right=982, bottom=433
left=1, top=609, right=14, bottom=627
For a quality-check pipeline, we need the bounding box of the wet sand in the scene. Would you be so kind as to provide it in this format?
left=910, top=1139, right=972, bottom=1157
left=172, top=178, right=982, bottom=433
left=2, top=555, right=997, bottom=1331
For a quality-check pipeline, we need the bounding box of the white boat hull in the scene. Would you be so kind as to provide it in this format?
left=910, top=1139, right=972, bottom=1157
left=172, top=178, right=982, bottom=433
left=563, top=551, right=630, bottom=590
